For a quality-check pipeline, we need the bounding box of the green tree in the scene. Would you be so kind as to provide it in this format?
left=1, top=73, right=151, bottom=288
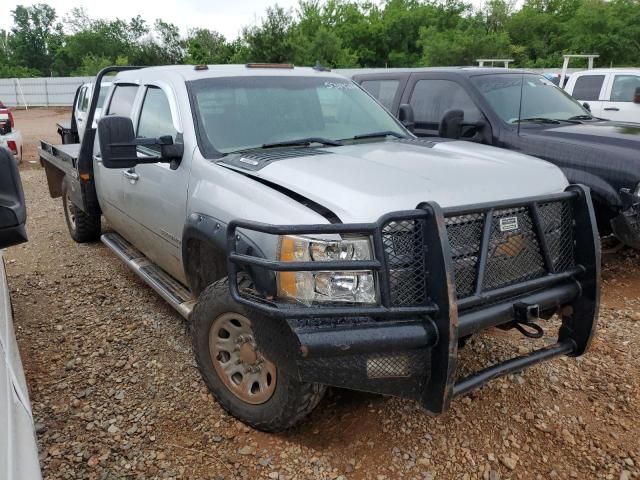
left=9, top=4, right=62, bottom=75
left=185, top=29, right=233, bottom=64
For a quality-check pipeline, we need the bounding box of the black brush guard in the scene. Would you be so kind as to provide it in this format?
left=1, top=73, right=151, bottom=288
left=226, top=185, right=600, bottom=414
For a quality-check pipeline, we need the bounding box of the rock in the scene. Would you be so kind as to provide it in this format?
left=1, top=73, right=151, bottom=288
left=268, top=473, right=279, bottom=479
left=629, top=312, right=640, bottom=322
left=561, top=429, right=576, bottom=445
left=499, top=453, right=519, bottom=470
left=107, top=424, right=119, bottom=434
left=620, top=471, right=631, bottom=480
left=238, top=445, right=256, bottom=456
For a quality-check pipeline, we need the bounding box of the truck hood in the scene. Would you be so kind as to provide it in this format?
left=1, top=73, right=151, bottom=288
left=224, top=140, right=568, bottom=223
left=524, top=121, right=640, bottom=151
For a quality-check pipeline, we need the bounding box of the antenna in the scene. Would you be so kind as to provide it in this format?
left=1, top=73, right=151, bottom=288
left=517, top=69, right=524, bottom=136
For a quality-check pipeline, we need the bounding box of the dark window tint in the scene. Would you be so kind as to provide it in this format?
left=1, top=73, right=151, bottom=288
left=409, top=79, right=482, bottom=129
left=571, top=75, right=604, bottom=101
left=610, top=75, right=640, bottom=102
left=137, top=87, right=176, bottom=144
left=360, top=80, right=400, bottom=110
left=107, top=84, right=139, bottom=117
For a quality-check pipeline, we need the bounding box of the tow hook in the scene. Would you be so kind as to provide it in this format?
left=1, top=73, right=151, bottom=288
left=499, top=302, right=544, bottom=339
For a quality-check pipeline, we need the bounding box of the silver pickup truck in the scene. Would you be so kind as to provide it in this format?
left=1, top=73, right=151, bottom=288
left=40, top=65, right=600, bottom=432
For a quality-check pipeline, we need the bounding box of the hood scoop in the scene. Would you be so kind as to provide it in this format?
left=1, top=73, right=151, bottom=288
left=220, top=148, right=330, bottom=171
left=394, top=137, right=455, bottom=148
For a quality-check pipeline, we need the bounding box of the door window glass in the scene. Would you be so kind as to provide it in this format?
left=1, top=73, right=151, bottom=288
left=137, top=87, right=177, bottom=152
left=571, top=75, right=605, bottom=101
left=610, top=75, right=640, bottom=102
left=137, top=87, right=176, bottom=140
left=107, top=84, right=139, bottom=117
left=360, top=80, right=400, bottom=110
left=409, top=79, right=482, bottom=129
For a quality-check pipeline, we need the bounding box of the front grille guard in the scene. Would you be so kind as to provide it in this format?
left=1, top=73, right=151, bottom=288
left=227, top=185, right=600, bottom=413
left=228, top=186, right=592, bottom=319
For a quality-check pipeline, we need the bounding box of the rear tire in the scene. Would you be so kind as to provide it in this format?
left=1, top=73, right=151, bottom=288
left=62, top=181, right=101, bottom=243
left=191, top=277, right=326, bottom=432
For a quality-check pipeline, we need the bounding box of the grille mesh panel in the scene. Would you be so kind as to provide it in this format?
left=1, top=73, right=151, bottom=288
left=382, top=219, right=428, bottom=306
left=381, top=199, right=576, bottom=305
left=483, top=207, right=546, bottom=291
left=445, top=199, right=575, bottom=299
left=445, top=213, right=485, bottom=298
left=538, top=201, right=575, bottom=272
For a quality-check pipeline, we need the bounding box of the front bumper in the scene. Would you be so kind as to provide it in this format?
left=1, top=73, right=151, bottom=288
left=227, top=185, right=600, bottom=414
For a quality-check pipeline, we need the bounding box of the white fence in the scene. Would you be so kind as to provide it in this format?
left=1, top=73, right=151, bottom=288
left=0, top=76, right=94, bottom=107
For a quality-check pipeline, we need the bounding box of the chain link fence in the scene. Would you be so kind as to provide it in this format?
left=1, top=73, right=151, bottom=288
left=0, top=77, right=94, bottom=108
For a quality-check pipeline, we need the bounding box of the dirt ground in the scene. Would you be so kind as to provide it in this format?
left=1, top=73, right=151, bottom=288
left=5, top=108, right=640, bottom=480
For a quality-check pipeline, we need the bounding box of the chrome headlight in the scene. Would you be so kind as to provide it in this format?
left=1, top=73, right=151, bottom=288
left=277, top=235, right=377, bottom=305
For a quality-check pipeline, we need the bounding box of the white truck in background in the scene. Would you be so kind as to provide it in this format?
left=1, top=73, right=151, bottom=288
left=57, top=82, right=111, bottom=144
left=565, top=69, right=640, bottom=123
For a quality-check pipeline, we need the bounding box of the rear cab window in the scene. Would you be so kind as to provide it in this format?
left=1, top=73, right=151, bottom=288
left=107, top=84, right=140, bottom=117
left=571, top=75, right=605, bottom=101
left=360, top=79, right=400, bottom=110
left=409, top=79, right=482, bottom=133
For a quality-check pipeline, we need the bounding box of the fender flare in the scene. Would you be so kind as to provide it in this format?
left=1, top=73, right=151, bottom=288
left=561, top=168, right=621, bottom=210
left=181, top=213, right=274, bottom=297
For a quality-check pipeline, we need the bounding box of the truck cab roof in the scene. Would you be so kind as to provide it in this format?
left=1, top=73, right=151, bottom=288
left=114, top=64, right=350, bottom=83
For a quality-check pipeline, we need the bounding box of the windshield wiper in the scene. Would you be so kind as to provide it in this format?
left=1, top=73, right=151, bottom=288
left=349, top=131, right=407, bottom=140
left=567, top=115, right=595, bottom=121
left=261, top=137, right=343, bottom=149
left=512, top=117, right=562, bottom=125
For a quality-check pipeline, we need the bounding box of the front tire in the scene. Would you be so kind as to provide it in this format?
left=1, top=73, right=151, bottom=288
left=191, top=278, right=326, bottom=432
left=62, top=181, right=101, bottom=243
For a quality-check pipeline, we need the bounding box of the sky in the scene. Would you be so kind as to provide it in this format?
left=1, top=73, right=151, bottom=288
left=1, top=0, right=302, bottom=40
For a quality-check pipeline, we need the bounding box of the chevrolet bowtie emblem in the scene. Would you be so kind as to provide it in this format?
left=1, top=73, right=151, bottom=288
left=495, top=234, right=526, bottom=258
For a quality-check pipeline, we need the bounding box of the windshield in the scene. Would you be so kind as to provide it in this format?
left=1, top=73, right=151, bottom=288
left=188, top=76, right=407, bottom=155
left=471, top=74, right=591, bottom=123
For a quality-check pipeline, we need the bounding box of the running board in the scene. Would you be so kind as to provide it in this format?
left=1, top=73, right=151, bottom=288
left=101, top=233, right=196, bottom=319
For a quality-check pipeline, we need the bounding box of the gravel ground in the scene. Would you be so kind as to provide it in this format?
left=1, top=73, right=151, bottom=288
left=5, top=109, right=640, bottom=480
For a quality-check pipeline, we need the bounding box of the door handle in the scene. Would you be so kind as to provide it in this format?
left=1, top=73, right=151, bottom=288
left=604, top=107, right=620, bottom=111
left=123, top=169, right=139, bottom=183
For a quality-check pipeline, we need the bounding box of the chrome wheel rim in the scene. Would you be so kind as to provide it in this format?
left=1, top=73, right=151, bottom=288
left=209, top=312, right=276, bottom=405
left=65, top=191, right=76, bottom=231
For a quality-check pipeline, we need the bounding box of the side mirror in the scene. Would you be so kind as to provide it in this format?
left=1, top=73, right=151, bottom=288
left=634, top=87, right=640, bottom=104
left=439, top=109, right=464, bottom=139
left=398, top=104, right=415, bottom=132
left=583, top=102, right=591, bottom=112
left=97, top=116, right=184, bottom=170
left=0, top=149, right=27, bottom=249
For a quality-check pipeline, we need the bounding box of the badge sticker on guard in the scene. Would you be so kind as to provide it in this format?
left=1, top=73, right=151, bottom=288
left=499, top=216, right=519, bottom=232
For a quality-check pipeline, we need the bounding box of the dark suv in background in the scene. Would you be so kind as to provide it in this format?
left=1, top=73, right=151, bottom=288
left=350, top=68, right=640, bottom=249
